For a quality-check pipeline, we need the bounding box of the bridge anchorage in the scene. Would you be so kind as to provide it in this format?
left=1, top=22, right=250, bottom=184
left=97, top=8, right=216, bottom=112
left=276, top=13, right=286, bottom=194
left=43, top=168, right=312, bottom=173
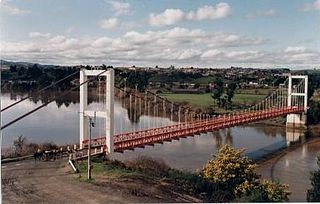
left=77, top=70, right=308, bottom=156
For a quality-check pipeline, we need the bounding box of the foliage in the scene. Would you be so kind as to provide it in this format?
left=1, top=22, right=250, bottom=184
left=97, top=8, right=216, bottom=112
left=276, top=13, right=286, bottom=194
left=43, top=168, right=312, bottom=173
left=13, top=135, right=27, bottom=156
left=125, top=156, right=170, bottom=177
left=202, top=145, right=260, bottom=199
left=211, top=78, right=238, bottom=109
left=308, top=100, right=320, bottom=124
left=2, top=64, right=78, bottom=91
left=202, top=145, right=290, bottom=202
left=260, top=179, right=290, bottom=202
left=307, top=157, right=320, bottom=201
left=211, top=77, right=224, bottom=107
left=7, top=135, right=58, bottom=158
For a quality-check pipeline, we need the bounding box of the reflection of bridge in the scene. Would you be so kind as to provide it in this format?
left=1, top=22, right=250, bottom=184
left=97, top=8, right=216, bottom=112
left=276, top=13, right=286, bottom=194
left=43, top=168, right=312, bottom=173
left=79, top=69, right=309, bottom=154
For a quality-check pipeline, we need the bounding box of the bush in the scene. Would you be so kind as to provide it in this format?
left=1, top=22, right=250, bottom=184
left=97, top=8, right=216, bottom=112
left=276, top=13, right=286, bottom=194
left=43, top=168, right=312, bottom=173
left=202, top=145, right=260, bottom=199
left=202, top=145, right=290, bottom=202
left=307, top=157, right=320, bottom=201
left=260, top=179, right=290, bottom=202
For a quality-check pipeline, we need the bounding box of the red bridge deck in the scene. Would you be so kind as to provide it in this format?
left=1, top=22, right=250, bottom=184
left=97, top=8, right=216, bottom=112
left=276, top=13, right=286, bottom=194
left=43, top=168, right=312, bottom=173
left=82, top=106, right=304, bottom=153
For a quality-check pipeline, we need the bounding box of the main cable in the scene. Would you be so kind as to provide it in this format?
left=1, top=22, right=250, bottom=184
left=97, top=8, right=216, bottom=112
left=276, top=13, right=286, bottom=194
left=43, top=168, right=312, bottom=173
left=1, top=70, right=80, bottom=112
left=1, top=69, right=108, bottom=130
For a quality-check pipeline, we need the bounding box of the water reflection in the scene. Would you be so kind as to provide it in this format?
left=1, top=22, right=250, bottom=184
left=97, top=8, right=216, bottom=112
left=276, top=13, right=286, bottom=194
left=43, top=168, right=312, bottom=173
left=2, top=91, right=297, bottom=170
left=286, top=128, right=306, bottom=146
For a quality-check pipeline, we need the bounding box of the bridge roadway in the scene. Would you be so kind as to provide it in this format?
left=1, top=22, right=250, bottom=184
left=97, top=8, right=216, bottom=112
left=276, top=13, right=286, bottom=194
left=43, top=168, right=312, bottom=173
left=83, top=106, right=304, bottom=153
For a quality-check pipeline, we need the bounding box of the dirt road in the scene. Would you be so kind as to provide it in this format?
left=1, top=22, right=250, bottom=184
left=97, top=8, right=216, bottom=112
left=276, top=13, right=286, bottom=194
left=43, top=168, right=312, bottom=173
left=2, top=158, right=200, bottom=204
left=1, top=158, right=152, bottom=203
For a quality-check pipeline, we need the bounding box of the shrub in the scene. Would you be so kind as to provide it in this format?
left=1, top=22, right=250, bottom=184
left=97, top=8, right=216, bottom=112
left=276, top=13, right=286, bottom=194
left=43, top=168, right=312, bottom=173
left=261, top=179, right=290, bottom=202
left=202, top=145, right=260, bottom=199
left=202, top=145, right=290, bottom=202
left=307, top=156, right=320, bottom=201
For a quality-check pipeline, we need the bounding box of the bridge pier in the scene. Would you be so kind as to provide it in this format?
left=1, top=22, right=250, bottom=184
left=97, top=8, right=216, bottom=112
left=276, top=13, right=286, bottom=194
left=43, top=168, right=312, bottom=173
left=286, top=113, right=307, bottom=129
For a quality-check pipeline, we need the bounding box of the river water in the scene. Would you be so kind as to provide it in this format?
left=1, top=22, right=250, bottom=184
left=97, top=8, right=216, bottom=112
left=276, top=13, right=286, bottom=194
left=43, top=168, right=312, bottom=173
left=2, top=91, right=306, bottom=170
left=3, top=90, right=319, bottom=201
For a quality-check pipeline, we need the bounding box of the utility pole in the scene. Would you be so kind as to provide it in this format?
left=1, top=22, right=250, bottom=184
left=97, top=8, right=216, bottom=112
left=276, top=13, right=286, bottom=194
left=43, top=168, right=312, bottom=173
left=88, top=117, right=95, bottom=180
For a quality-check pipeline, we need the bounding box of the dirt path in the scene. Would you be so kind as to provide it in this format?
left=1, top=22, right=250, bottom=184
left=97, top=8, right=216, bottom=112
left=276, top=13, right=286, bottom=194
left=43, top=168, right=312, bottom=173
left=2, top=158, right=199, bottom=204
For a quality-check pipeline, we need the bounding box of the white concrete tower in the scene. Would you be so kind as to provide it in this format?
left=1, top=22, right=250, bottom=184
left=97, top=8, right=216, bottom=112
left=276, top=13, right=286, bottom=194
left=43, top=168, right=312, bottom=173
left=79, top=68, right=114, bottom=154
left=286, top=75, right=308, bottom=128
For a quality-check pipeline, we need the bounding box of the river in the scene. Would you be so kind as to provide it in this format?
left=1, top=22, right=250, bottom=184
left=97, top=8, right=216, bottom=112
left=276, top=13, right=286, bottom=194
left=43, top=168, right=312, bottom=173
left=3, top=90, right=319, bottom=201
left=2, top=90, right=307, bottom=170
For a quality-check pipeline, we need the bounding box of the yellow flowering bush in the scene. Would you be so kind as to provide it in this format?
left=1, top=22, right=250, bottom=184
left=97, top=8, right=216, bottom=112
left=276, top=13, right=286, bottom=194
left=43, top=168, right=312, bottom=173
left=202, top=145, right=260, bottom=198
left=261, top=179, right=290, bottom=202
left=202, top=145, right=290, bottom=202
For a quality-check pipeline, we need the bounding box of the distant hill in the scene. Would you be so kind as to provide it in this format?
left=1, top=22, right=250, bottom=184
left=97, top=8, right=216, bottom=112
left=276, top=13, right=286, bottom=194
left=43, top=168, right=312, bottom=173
left=0, top=60, right=60, bottom=69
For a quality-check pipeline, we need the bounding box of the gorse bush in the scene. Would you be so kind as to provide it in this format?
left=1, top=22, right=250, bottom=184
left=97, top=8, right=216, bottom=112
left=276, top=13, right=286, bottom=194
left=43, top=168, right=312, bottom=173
left=260, top=180, right=290, bottom=202
left=202, top=145, right=290, bottom=202
left=202, top=145, right=260, bottom=199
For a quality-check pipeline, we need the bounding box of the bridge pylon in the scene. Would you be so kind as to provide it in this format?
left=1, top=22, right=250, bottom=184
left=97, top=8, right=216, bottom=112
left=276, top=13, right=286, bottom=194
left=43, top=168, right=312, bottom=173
left=79, top=68, right=114, bottom=154
left=286, top=75, right=308, bottom=128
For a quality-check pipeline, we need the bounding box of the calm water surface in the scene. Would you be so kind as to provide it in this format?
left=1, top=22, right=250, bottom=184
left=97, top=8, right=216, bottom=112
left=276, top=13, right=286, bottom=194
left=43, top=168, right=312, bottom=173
left=1, top=91, right=305, bottom=171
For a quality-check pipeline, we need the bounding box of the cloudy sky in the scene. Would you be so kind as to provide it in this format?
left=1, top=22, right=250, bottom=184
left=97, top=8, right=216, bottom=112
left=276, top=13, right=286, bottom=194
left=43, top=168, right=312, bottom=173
left=0, top=0, right=319, bottom=68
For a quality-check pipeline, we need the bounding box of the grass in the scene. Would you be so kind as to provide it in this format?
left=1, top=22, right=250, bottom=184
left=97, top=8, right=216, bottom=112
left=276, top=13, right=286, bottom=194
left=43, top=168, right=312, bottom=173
left=233, top=94, right=267, bottom=105
left=159, top=90, right=269, bottom=109
left=76, top=156, right=218, bottom=201
left=77, top=158, right=141, bottom=180
left=235, top=88, right=274, bottom=95
left=159, top=93, right=214, bottom=108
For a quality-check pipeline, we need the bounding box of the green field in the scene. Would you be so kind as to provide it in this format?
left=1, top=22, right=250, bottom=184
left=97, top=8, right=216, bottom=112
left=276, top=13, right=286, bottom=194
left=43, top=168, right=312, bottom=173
left=160, top=93, right=214, bottom=108
left=233, top=94, right=266, bottom=105
left=160, top=91, right=268, bottom=109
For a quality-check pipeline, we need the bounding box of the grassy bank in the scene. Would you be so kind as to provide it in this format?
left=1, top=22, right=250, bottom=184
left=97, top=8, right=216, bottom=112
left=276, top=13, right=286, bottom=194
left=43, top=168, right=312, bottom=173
left=160, top=90, right=269, bottom=109
left=75, top=146, right=290, bottom=203
left=76, top=157, right=215, bottom=202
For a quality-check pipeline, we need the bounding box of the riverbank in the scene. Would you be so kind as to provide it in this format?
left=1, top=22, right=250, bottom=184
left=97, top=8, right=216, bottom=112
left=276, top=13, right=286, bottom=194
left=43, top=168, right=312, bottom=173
left=257, top=134, right=320, bottom=201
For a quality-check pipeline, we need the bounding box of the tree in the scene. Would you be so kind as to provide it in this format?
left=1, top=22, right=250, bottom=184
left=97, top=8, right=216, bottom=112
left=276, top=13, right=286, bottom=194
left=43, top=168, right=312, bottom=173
left=211, top=77, right=224, bottom=107
left=13, top=135, right=27, bottom=156
left=226, top=82, right=236, bottom=102
left=9, top=65, right=17, bottom=72
left=307, top=157, right=320, bottom=201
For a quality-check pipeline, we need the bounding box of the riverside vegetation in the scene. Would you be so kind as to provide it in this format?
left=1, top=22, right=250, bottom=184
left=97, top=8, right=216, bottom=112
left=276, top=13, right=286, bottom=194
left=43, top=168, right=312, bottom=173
left=77, top=145, right=290, bottom=202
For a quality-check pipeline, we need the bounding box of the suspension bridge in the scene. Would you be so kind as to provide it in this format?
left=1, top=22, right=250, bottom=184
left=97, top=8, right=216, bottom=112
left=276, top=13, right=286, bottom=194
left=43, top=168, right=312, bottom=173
left=78, top=69, right=309, bottom=155
left=1, top=68, right=309, bottom=157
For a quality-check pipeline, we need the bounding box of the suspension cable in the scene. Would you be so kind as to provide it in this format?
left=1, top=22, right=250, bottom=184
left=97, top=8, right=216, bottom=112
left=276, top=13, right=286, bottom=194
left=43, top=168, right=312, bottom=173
left=1, top=69, right=109, bottom=130
left=1, top=70, right=80, bottom=112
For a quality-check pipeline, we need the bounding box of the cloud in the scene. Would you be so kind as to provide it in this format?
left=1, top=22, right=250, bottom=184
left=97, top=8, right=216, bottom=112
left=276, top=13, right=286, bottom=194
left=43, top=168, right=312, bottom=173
left=303, top=0, right=320, bottom=11
left=0, top=1, right=30, bottom=15
left=186, top=3, right=232, bottom=21
left=29, top=32, right=51, bottom=38
left=149, top=9, right=184, bottom=26
left=2, top=27, right=319, bottom=68
left=99, top=18, right=119, bottom=29
left=285, top=46, right=307, bottom=53
left=149, top=2, right=231, bottom=26
left=106, top=0, right=130, bottom=16
left=245, top=9, right=277, bottom=19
